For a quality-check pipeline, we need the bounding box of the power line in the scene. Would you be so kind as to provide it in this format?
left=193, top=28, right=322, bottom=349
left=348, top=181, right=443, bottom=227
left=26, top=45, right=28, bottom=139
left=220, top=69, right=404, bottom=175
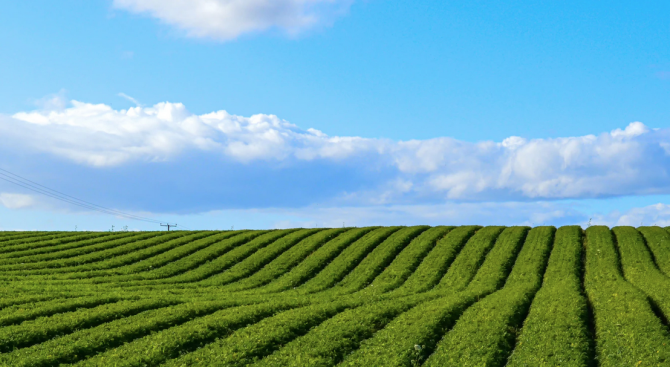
left=0, top=173, right=161, bottom=224
left=0, top=168, right=161, bottom=223
left=0, top=174, right=142, bottom=220
left=178, top=223, right=194, bottom=231
left=0, top=167, right=176, bottom=226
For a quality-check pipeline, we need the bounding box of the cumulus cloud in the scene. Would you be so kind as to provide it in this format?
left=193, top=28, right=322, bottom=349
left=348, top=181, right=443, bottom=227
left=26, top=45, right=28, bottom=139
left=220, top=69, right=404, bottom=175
left=0, top=193, right=35, bottom=209
left=113, top=0, right=354, bottom=40
left=7, top=99, right=377, bottom=167
left=3, top=98, right=670, bottom=207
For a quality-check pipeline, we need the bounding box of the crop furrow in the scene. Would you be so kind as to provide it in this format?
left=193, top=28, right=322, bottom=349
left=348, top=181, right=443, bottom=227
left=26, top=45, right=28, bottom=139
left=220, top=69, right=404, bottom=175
left=197, top=229, right=324, bottom=286
left=69, top=300, right=312, bottom=367
left=120, top=228, right=300, bottom=286
left=82, top=230, right=268, bottom=283
left=638, top=226, right=670, bottom=278
left=0, top=301, right=241, bottom=367
left=431, top=226, right=505, bottom=292
left=0, top=232, right=150, bottom=263
left=583, top=226, right=670, bottom=366
left=215, top=228, right=350, bottom=292
left=339, top=226, right=529, bottom=366
left=355, top=226, right=455, bottom=295
left=612, top=227, right=670, bottom=324
left=0, top=231, right=218, bottom=278
left=323, top=226, right=430, bottom=295
left=294, top=226, right=402, bottom=295
left=423, top=226, right=554, bottom=366
left=0, top=296, right=121, bottom=327
left=250, top=227, right=377, bottom=294
left=0, top=299, right=178, bottom=353
left=387, top=225, right=479, bottom=296
left=0, top=233, right=104, bottom=255
left=506, top=225, right=592, bottom=366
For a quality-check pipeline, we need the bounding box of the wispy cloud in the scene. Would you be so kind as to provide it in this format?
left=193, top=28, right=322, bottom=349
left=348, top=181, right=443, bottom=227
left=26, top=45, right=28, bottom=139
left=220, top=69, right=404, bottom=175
left=0, top=193, right=36, bottom=209
left=113, top=0, right=354, bottom=41
left=118, top=92, right=142, bottom=106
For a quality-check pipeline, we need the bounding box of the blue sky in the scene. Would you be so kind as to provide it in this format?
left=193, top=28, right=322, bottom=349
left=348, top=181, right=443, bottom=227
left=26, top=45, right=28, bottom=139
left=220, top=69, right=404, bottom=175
left=1, top=0, right=670, bottom=230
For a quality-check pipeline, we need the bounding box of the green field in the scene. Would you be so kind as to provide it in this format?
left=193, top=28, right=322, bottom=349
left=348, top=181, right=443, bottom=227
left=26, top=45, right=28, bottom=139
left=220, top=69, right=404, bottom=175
left=1, top=225, right=669, bottom=366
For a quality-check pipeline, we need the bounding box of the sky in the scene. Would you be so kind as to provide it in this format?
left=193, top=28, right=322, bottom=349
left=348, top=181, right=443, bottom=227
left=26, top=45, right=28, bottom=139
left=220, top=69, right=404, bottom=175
left=1, top=0, right=670, bottom=230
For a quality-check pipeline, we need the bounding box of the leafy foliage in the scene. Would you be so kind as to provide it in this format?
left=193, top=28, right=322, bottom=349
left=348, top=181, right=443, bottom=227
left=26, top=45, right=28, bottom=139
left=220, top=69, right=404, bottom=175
left=0, top=226, right=668, bottom=366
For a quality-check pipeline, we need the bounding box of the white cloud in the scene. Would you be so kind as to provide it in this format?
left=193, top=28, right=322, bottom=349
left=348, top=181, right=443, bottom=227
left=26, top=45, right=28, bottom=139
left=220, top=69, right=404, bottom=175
left=0, top=193, right=35, bottom=209
left=113, top=0, right=354, bottom=41
left=6, top=100, right=378, bottom=167
left=4, top=98, right=670, bottom=205
left=610, top=121, right=649, bottom=138
left=118, top=92, right=141, bottom=106
left=594, top=203, right=670, bottom=227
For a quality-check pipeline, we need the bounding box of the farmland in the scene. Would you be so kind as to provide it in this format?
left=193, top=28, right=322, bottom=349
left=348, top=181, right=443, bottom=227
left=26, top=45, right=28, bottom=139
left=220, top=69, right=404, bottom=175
left=0, top=226, right=669, bottom=366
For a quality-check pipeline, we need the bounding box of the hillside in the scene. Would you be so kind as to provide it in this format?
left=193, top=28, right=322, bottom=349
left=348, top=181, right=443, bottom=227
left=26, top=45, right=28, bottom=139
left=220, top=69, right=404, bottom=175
left=0, top=225, right=669, bottom=366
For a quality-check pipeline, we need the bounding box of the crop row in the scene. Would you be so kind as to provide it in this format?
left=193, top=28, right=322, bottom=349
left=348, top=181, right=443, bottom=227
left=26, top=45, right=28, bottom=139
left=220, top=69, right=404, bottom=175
left=584, top=226, right=670, bottom=366
left=506, top=226, right=592, bottom=366
left=2, top=226, right=670, bottom=367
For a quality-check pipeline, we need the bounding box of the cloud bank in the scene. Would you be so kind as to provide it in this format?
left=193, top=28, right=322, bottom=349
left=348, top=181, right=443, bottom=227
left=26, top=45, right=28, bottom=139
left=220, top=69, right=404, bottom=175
left=5, top=99, right=670, bottom=208
left=112, top=0, right=354, bottom=40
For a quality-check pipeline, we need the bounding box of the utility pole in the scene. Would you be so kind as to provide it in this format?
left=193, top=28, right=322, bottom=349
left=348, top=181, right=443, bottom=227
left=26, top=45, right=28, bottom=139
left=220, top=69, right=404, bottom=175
left=161, top=223, right=177, bottom=231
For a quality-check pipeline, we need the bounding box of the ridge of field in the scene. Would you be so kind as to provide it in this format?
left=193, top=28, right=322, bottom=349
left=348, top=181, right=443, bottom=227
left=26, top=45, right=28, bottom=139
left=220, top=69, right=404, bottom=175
left=0, top=226, right=669, bottom=366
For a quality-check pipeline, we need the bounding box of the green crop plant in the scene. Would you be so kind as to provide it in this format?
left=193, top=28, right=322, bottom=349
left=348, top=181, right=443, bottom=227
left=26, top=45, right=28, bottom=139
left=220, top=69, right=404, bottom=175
left=506, top=225, right=591, bottom=366
left=584, top=226, right=670, bottom=366
left=0, top=225, right=668, bottom=366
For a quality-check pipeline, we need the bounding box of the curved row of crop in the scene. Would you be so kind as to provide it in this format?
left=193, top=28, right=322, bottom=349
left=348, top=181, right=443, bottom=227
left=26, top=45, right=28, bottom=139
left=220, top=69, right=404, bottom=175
left=584, top=226, right=670, bottom=366
left=0, top=232, right=106, bottom=255
left=4, top=226, right=669, bottom=367
left=0, top=301, right=247, bottom=367
left=430, top=226, right=505, bottom=292
left=0, top=232, right=80, bottom=249
left=178, top=227, right=513, bottom=366
left=612, top=227, right=670, bottom=325
left=113, top=229, right=299, bottom=286
left=0, top=231, right=197, bottom=277
left=388, top=225, right=479, bottom=295
left=0, top=296, right=121, bottom=327
left=0, top=229, right=452, bottom=363
left=0, top=227, right=484, bottom=365
left=81, top=230, right=271, bottom=284
left=354, top=226, right=455, bottom=295
left=250, top=227, right=378, bottom=294
left=638, top=226, right=670, bottom=278
left=213, top=228, right=350, bottom=292
left=0, top=298, right=177, bottom=353
left=292, top=227, right=402, bottom=295
left=3, top=232, right=214, bottom=282
left=0, top=232, right=150, bottom=263
left=423, top=226, right=554, bottom=366
left=339, top=226, right=529, bottom=366
left=506, top=225, right=592, bottom=366
left=0, top=232, right=60, bottom=244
